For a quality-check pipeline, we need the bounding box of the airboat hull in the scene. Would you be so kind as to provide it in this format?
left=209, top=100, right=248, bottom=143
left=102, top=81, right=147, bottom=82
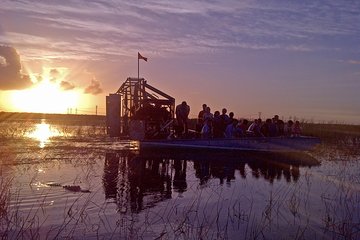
left=140, top=136, right=320, bottom=153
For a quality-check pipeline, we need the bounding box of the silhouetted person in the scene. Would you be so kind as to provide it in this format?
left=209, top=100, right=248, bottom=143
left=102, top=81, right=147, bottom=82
left=248, top=119, right=263, bottom=137
left=220, top=108, right=230, bottom=133
left=197, top=104, right=207, bottom=135
left=228, top=112, right=235, bottom=124
left=225, top=119, right=239, bottom=138
left=202, top=106, right=213, bottom=121
left=201, top=118, right=212, bottom=139
left=284, top=120, right=294, bottom=137
left=293, top=121, right=302, bottom=137
left=261, top=120, right=269, bottom=137
left=277, top=120, right=285, bottom=136
left=212, top=111, right=224, bottom=138
left=238, top=119, right=249, bottom=136
left=176, top=101, right=190, bottom=136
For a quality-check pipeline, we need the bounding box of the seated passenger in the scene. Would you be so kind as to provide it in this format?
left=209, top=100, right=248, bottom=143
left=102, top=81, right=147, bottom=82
left=247, top=119, right=257, bottom=135
left=238, top=119, right=248, bottom=137
left=225, top=119, right=240, bottom=138
left=256, top=118, right=264, bottom=137
left=284, top=120, right=294, bottom=137
left=271, top=115, right=282, bottom=136
left=261, top=118, right=272, bottom=137
left=292, top=121, right=302, bottom=137
left=269, top=119, right=278, bottom=137
left=277, top=120, right=285, bottom=136
left=247, top=118, right=263, bottom=137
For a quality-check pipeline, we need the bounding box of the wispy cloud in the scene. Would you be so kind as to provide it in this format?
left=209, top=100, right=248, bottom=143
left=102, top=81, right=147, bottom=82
left=0, top=0, right=359, bottom=61
left=348, top=60, right=360, bottom=65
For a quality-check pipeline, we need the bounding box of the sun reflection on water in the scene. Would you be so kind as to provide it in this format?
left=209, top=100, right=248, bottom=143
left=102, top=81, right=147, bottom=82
left=26, top=120, right=62, bottom=148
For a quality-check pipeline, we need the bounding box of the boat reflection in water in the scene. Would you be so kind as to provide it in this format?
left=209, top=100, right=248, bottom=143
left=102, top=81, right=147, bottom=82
left=103, top=151, right=173, bottom=213
left=103, top=149, right=320, bottom=213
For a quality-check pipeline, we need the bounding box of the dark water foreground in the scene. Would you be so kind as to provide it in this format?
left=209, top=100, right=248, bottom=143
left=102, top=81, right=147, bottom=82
left=0, top=120, right=360, bottom=239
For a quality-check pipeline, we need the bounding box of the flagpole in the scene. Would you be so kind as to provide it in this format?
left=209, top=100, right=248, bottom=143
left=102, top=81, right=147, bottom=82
left=137, top=52, right=147, bottom=79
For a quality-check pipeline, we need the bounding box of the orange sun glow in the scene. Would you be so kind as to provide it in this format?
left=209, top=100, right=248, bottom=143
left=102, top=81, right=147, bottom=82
left=10, top=69, right=79, bottom=113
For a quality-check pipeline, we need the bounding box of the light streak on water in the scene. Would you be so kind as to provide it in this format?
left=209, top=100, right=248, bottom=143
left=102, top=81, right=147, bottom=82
left=26, top=119, right=63, bottom=148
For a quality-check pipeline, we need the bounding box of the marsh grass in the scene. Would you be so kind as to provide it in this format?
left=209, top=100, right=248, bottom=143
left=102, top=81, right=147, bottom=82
left=302, top=123, right=360, bottom=140
left=0, top=177, right=12, bottom=222
left=299, top=123, right=360, bottom=160
left=0, top=114, right=107, bottom=140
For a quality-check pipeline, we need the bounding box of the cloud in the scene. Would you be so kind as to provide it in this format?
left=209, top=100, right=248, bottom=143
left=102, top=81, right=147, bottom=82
left=0, top=45, right=32, bottom=90
left=1, top=0, right=359, bottom=62
left=60, top=80, right=75, bottom=90
left=84, top=78, right=103, bottom=95
left=348, top=60, right=360, bottom=65
left=49, top=68, right=60, bottom=82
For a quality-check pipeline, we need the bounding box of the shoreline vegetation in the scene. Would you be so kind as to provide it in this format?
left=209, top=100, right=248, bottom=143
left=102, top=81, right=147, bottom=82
left=0, top=111, right=105, bottom=124
left=1, top=111, right=360, bottom=140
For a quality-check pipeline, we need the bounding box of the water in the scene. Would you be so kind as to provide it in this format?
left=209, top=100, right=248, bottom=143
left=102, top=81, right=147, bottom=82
left=0, top=118, right=359, bottom=239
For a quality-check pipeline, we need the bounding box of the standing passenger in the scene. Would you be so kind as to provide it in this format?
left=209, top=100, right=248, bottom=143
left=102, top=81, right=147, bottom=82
left=212, top=111, right=224, bottom=138
left=228, top=112, right=235, bottom=124
left=203, top=106, right=214, bottom=122
left=220, top=108, right=229, bottom=133
left=175, top=101, right=190, bottom=136
left=201, top=118, right=212, bottom=139
left=197, top=104, right=207, bottom=134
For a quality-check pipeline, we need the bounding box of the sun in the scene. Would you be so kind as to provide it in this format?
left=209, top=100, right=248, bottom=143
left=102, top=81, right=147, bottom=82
left=10, top=74, right=79, bottom=114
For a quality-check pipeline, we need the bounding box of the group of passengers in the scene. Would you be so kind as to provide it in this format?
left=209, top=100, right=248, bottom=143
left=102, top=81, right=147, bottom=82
left=195, top=104, right=302, bottom=139
left=175, top=102, right=302, bottom=139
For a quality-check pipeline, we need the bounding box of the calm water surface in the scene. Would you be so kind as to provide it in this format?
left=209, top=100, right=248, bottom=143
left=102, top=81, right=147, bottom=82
left=0, top=119, right=359, bottom=239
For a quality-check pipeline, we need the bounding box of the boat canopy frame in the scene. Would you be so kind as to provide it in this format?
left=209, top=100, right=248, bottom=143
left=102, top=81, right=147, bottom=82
left=107, top=77, right=175, bottom=138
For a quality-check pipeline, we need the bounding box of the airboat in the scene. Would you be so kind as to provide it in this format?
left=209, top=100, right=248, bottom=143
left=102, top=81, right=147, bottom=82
left=106, top=77, right=320, bottom=153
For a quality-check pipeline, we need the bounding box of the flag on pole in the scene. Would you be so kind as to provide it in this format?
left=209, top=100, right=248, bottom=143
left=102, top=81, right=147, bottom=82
left=138, top=52, right=148, bottom=62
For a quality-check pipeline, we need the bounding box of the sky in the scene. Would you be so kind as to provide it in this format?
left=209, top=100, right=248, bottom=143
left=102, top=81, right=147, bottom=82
left=0, top=0, right=359, bottom=124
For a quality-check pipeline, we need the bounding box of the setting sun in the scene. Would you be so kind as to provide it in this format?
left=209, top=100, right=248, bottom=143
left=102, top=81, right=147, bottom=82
left=10, top=75, right=79, bottom=114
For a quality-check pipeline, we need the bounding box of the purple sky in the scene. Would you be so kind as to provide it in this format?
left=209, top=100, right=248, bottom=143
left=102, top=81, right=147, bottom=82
left=0, top=0, right=359, bottom=123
